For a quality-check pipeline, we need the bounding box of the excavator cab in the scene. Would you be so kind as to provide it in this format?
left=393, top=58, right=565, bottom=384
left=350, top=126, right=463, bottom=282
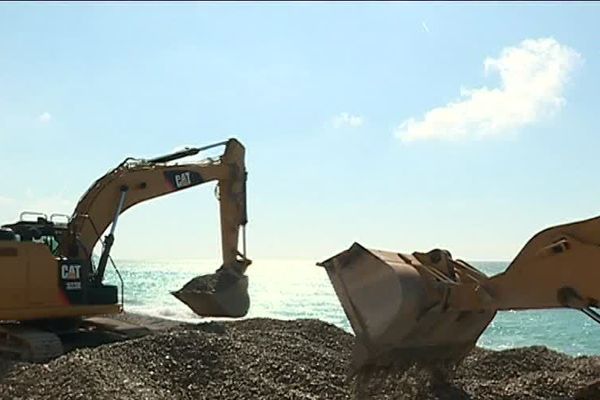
left=3, top=213, right=68, bottom=255
left=0, top=212, right=121, bottom=324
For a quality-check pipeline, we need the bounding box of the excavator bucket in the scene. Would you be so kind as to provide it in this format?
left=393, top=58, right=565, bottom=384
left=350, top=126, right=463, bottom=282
left=318, top=243, right=496, bottom=371
left=172, top=269, right=250, bottom=318
left=320, top=217, right=600, bottom=371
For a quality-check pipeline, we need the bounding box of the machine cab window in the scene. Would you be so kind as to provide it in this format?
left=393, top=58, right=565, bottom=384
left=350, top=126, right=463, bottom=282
left=1, top=212, right=69, bottom=256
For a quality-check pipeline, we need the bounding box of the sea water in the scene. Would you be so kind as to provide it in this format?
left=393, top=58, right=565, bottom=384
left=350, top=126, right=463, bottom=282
left=104, top=259, right=599, bottom=356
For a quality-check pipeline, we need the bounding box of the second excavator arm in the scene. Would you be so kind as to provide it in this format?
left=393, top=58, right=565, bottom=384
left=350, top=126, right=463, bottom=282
left=319, top=216, right=600, bottom=370
left=60, top=138, right=251, bottom=317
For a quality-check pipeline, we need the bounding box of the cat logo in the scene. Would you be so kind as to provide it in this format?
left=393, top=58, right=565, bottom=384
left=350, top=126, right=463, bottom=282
left=174, top=172, right=192, bottom=189
left=61, top=264, right=81, bottom=281
left=164, top=170, right=203, bottom=190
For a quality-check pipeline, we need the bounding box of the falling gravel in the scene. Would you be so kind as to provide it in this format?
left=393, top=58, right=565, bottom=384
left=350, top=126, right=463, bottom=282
left=0, top=317, right=598, bottom=400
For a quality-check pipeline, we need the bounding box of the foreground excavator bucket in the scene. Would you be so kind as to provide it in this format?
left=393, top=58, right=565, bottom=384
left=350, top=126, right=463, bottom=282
left=319, top=216, right=600, bottom=371
left=172, top=269, right=250, bottom=318
left=318, top=243, right=496, bottom=371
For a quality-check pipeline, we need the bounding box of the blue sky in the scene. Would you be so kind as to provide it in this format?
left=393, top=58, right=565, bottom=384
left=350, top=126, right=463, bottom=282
left=1, top=3, right=599, bottom=261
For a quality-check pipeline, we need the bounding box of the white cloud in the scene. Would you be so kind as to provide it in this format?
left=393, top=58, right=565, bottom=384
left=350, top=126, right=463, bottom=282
left=332, top=112, right=364, bottom=129
left=395, top=38, right=582, bottom=142
left=39, top=112, right=52, bottom=123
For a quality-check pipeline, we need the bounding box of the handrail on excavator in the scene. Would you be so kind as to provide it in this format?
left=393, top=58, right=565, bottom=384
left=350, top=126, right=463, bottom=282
left=148, top=140, right=229, bottom=164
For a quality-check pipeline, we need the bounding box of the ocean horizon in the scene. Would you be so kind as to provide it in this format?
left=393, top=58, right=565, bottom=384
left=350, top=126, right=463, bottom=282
left=104, top=258, right=599, bottom=357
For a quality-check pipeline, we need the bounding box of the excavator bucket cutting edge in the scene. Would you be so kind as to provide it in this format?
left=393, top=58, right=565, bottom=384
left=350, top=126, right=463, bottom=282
left=172, top=270, right=250, bottom=318
left=318, top=243, right=496, bottom=371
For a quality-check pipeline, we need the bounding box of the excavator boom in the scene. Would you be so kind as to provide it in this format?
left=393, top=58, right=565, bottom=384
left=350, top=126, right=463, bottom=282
left=319, top=216, right=600, bottom=370
left=61, top=138, right=251, bottom=318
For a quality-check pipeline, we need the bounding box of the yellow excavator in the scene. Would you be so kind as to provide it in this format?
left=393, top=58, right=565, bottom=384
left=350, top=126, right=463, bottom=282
left=0, top=138, right=250, bottom=361
left=319, top=216, right=600, bottom=372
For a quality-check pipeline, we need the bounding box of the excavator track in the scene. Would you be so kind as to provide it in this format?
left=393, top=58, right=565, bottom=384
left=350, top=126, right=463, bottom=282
left=0, top=324, right=63, bottom=362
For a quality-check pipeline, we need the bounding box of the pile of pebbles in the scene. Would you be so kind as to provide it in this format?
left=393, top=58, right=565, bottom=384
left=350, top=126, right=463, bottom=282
left=0, top=317, right=598, bottom=399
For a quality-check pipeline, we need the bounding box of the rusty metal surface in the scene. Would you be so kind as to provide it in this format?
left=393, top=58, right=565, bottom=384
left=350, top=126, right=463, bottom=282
left=319, top=243, right=495, bottom=369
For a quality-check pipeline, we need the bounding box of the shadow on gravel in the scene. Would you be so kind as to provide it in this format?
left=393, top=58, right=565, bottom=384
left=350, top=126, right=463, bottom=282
left=60, top=330, right=129, bottom=353
left=430, top=382, right=472, bottom=400
left=0, top=330, right=130, bottom=384
left=0, top=360, right=18, bottom=382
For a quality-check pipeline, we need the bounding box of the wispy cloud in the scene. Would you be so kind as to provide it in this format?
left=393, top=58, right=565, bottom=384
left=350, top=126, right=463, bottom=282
left=395, top=38, right=582, bottom=142
left=332, top=112, right=364, bottom=129
left=421, top=21, right=430, bottom=34
left=39, top=112, right=52, bottom=123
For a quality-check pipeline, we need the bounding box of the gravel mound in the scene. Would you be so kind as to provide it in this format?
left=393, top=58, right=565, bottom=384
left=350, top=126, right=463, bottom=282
left=356, top=346, right=599, bottom=400
left=0, top=318, right=598, bottom=400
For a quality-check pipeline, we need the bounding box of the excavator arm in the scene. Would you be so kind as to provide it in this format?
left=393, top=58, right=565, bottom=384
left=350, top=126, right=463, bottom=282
left=61, top=138, right=251, bottom=318
left=482, top=215, right=600, bottom=312
left=319, top=216, right=600, bottom=370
